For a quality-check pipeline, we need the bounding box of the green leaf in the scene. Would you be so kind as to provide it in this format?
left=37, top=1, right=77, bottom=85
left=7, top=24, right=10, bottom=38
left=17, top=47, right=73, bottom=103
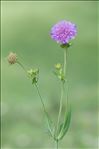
left=32, top=77, right=38, bottom=84
left=57, top=107, right=71, bottom=140
left=58, top=123, right=64, bottom=134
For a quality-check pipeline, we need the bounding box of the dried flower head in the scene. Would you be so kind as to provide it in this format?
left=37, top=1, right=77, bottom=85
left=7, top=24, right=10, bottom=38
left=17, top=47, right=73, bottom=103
left=50, top=20, right=77, bottom=44
left=7, top=52, right=17, bottom=64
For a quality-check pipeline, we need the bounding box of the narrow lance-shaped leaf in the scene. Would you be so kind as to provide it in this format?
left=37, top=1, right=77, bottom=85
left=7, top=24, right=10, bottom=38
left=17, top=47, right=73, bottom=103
left=57, top=107, right=71, bottom=140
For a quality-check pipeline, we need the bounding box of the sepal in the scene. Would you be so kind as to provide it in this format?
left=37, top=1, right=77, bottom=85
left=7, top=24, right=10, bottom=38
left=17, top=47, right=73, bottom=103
left=60, top=42, right=72, bottom=49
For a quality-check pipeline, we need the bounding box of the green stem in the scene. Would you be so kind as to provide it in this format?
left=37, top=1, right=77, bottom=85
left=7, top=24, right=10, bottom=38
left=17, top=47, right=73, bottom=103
left=16, top=60, right=55, bottom=139
left=35, top=83, right=54, bottom=138
left=64, top=48, right=67, bottom=77
left=35, top=83, right=47, bottom=114
left=63, top=48, right=68, bottom=112
left=16, top=61, right=47, bottom=115
left=56, top=48, right=67, bottom=138
left=16, top=61, right=46, bottom=113
left=56, top=140, right=58, bottom=149
left=16, top=61, right=27, bottom=74
left=56, top=82, right=64, bottom=135
left=16, top=61, right=54, bottom=137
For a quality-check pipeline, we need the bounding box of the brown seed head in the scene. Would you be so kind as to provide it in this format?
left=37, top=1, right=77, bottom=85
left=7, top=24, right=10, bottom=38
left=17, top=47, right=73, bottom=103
left=7, top=52, right=17, bottom=64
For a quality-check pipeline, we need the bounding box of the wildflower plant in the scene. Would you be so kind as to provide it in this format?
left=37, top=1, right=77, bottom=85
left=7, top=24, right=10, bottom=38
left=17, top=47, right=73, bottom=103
left=7, top=20, right=77, bottom=149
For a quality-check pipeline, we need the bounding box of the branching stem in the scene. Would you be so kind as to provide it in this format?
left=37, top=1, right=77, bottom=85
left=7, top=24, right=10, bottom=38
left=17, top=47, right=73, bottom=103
left=16, top=61, right=54, bottom=137
left=55, top=48, right=67, bottom=148
left=35, top=84, right=55, bottom=139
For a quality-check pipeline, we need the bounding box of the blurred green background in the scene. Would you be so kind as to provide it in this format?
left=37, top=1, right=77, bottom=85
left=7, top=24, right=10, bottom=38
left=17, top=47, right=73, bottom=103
left=1, top=1, right=98, bottom=149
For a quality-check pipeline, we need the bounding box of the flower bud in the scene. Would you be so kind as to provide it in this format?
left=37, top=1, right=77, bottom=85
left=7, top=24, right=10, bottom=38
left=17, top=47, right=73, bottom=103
left=27, top=68, right=39, bottom=84
left=55, top=63, right=62, bottom=70
left=7, top=52, right=17, bottom=64
left=54, top=63, right=65, bottom=82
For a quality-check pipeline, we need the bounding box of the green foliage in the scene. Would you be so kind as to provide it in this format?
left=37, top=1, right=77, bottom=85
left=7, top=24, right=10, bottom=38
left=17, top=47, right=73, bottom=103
left=45, top=113, right=55, bottom=139
left=54, top=63, right=65, bottom=82
left=2, top=1, right=97, bottom=148
left=57, top=107, right=71, bottom=140
left=27, top=68, right=39, bottom=84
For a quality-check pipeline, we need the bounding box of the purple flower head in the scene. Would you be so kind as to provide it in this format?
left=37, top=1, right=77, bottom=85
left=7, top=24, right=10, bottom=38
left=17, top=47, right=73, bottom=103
left=50, top=20, right=77, bottom=44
